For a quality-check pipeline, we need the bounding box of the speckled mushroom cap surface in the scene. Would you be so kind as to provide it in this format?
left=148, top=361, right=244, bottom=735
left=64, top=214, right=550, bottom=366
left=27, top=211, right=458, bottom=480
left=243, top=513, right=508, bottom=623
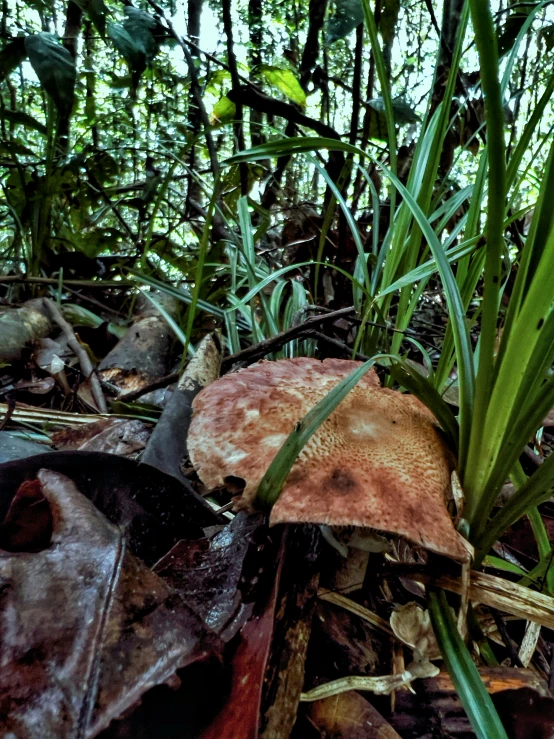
left=187, top=357, right=468, bottom=562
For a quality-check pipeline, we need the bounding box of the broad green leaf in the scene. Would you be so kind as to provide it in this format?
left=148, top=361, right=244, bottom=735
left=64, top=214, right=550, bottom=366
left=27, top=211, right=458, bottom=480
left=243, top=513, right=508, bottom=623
left=108, top=24, right=145, bottom=73
left=429, top=590, right=509, bottom=739
left=0, top=37, right=27, bottom=82
left=108, top=7, right=159, bottom=75
left=209, top=96, right=236, bottom=126
left=205, top=69, right=232, bottom=95
left=25, top=33, right=76, bottom=116
left=259, top=65, right=306, bottom=106
left=123, top=7, right=158, bottom=64
left=326, top=0, right=364, bottom=43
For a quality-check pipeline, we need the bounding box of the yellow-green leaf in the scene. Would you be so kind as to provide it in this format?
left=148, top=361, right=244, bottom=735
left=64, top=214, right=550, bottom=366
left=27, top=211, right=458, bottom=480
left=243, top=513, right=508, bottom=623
left=259, top=65, right=306, bottom=106
left=209, top=95, right=236, bottom=126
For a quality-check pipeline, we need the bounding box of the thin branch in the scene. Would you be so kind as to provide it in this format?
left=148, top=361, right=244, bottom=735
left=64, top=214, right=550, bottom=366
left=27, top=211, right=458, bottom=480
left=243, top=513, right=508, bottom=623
left=222, top=306, right=357, bottom=367
left=43, top=298, right=108, bottom=413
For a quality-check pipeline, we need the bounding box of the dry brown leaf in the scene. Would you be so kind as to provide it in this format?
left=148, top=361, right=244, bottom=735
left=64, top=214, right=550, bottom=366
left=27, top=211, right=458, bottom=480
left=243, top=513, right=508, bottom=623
left=389, top=602, right=441, bottom=660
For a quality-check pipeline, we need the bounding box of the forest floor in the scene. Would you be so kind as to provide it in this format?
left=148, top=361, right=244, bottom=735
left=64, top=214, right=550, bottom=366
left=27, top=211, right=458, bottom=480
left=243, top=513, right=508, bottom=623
left=1, top=275, right=553, bottom=739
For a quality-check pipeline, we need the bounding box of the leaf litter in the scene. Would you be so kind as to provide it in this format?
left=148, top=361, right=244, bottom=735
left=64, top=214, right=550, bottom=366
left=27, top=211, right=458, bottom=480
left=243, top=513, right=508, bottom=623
left=1, top=288, right=554, bottom=738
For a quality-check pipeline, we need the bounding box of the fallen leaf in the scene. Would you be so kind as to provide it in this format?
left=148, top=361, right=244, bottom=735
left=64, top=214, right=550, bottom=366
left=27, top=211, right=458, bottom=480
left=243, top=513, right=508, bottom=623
left=153, top=511, right=266, bottom=640
left=0, top=478, right=52, bottom=552
left=52, top=418, right=151, bottom=457
left=390, top=602, right=441, bottom=660
left=306, top=689, right=402, bottom=738
left=0, top=469, right=222, bottom=738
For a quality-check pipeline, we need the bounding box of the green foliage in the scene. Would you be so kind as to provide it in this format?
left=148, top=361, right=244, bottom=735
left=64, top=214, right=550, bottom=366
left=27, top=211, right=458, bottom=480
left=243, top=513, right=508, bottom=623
left=24, top=33, right=76, bottom=116
left=210, top=95, right=236, bottom=125
left=108, top=7, right=161, bottom=80
left=258, top=65, right=306, bottom=106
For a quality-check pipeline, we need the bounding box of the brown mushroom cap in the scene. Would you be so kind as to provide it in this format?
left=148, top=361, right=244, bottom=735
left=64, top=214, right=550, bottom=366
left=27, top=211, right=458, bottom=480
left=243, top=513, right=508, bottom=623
left=187, top=358, right=468, bottom=562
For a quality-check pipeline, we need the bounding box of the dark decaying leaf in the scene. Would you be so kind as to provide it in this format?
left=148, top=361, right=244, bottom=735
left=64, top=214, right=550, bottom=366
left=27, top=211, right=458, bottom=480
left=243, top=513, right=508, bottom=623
left=196, top=524, right=319, bottom=739
left=0, top=432, right=52, bottom=465
left=391, top=667, right=553, bottom=736
left=0, top=478, right=52, bottom=552
left=0, top=450, right=218, bottom=565
left=97, top=314, right=173, bottom=396
left=24, top=32, right=76, bottom=116
left=153, top=512, right=266, bottom=640
left=52, top=418, right=151, bottom=458
left=260, top=525, right=320, bottom=738
left=142, top=331, right=222, bottom=484
left=0, top=469, right=222, bottom=739
left=198, top=543, right=283, bottom=739
left=492, top=688, right=554, bottom=739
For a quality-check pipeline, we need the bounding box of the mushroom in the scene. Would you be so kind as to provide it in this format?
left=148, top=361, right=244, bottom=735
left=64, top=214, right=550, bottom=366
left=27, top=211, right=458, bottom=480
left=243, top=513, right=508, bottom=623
left=187, top=357, right=469, bottom=562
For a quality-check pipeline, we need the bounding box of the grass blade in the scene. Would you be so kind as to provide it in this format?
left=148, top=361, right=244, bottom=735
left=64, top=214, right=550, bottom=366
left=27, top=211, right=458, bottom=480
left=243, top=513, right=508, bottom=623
left=428, top=589, right=509, bottom=739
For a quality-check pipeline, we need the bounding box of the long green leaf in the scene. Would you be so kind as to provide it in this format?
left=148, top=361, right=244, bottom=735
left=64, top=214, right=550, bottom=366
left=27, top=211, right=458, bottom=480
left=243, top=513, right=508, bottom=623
left=464, top=0, right=506, bottom=507
left=428, top=589, right=509, bottom=739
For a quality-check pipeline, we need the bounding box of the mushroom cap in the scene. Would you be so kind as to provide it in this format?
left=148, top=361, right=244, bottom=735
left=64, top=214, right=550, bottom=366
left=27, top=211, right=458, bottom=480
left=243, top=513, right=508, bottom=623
left=188, top=358, right=468, bottom=562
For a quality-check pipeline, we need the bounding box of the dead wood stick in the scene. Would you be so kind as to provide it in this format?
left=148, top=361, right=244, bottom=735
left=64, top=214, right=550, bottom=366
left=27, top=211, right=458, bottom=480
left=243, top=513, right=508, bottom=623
left=222, top=306, right=357, bottom=367
left=43, top=299, right=108, bottom=414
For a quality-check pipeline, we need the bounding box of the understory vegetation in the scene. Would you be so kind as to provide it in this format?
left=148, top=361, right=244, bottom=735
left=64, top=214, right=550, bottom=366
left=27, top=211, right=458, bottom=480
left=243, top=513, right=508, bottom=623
left=4, top=0, right=554, bottom=735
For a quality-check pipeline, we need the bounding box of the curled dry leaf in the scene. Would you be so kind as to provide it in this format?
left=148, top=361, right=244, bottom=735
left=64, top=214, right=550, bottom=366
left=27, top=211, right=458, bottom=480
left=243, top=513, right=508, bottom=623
left=0, top=469, right=221, bottom=739
left=390, top=602, right=442, bottom=660
left=188, top=358, right=468, bottom=561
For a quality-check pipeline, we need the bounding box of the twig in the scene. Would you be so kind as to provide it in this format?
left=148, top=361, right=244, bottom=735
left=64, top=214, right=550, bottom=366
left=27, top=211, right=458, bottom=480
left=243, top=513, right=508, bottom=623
left=43, top=298, right=108, bottom=413
left=490, top=607, right=525, bottom=668
left=221, top=306, right=357, bottom=367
